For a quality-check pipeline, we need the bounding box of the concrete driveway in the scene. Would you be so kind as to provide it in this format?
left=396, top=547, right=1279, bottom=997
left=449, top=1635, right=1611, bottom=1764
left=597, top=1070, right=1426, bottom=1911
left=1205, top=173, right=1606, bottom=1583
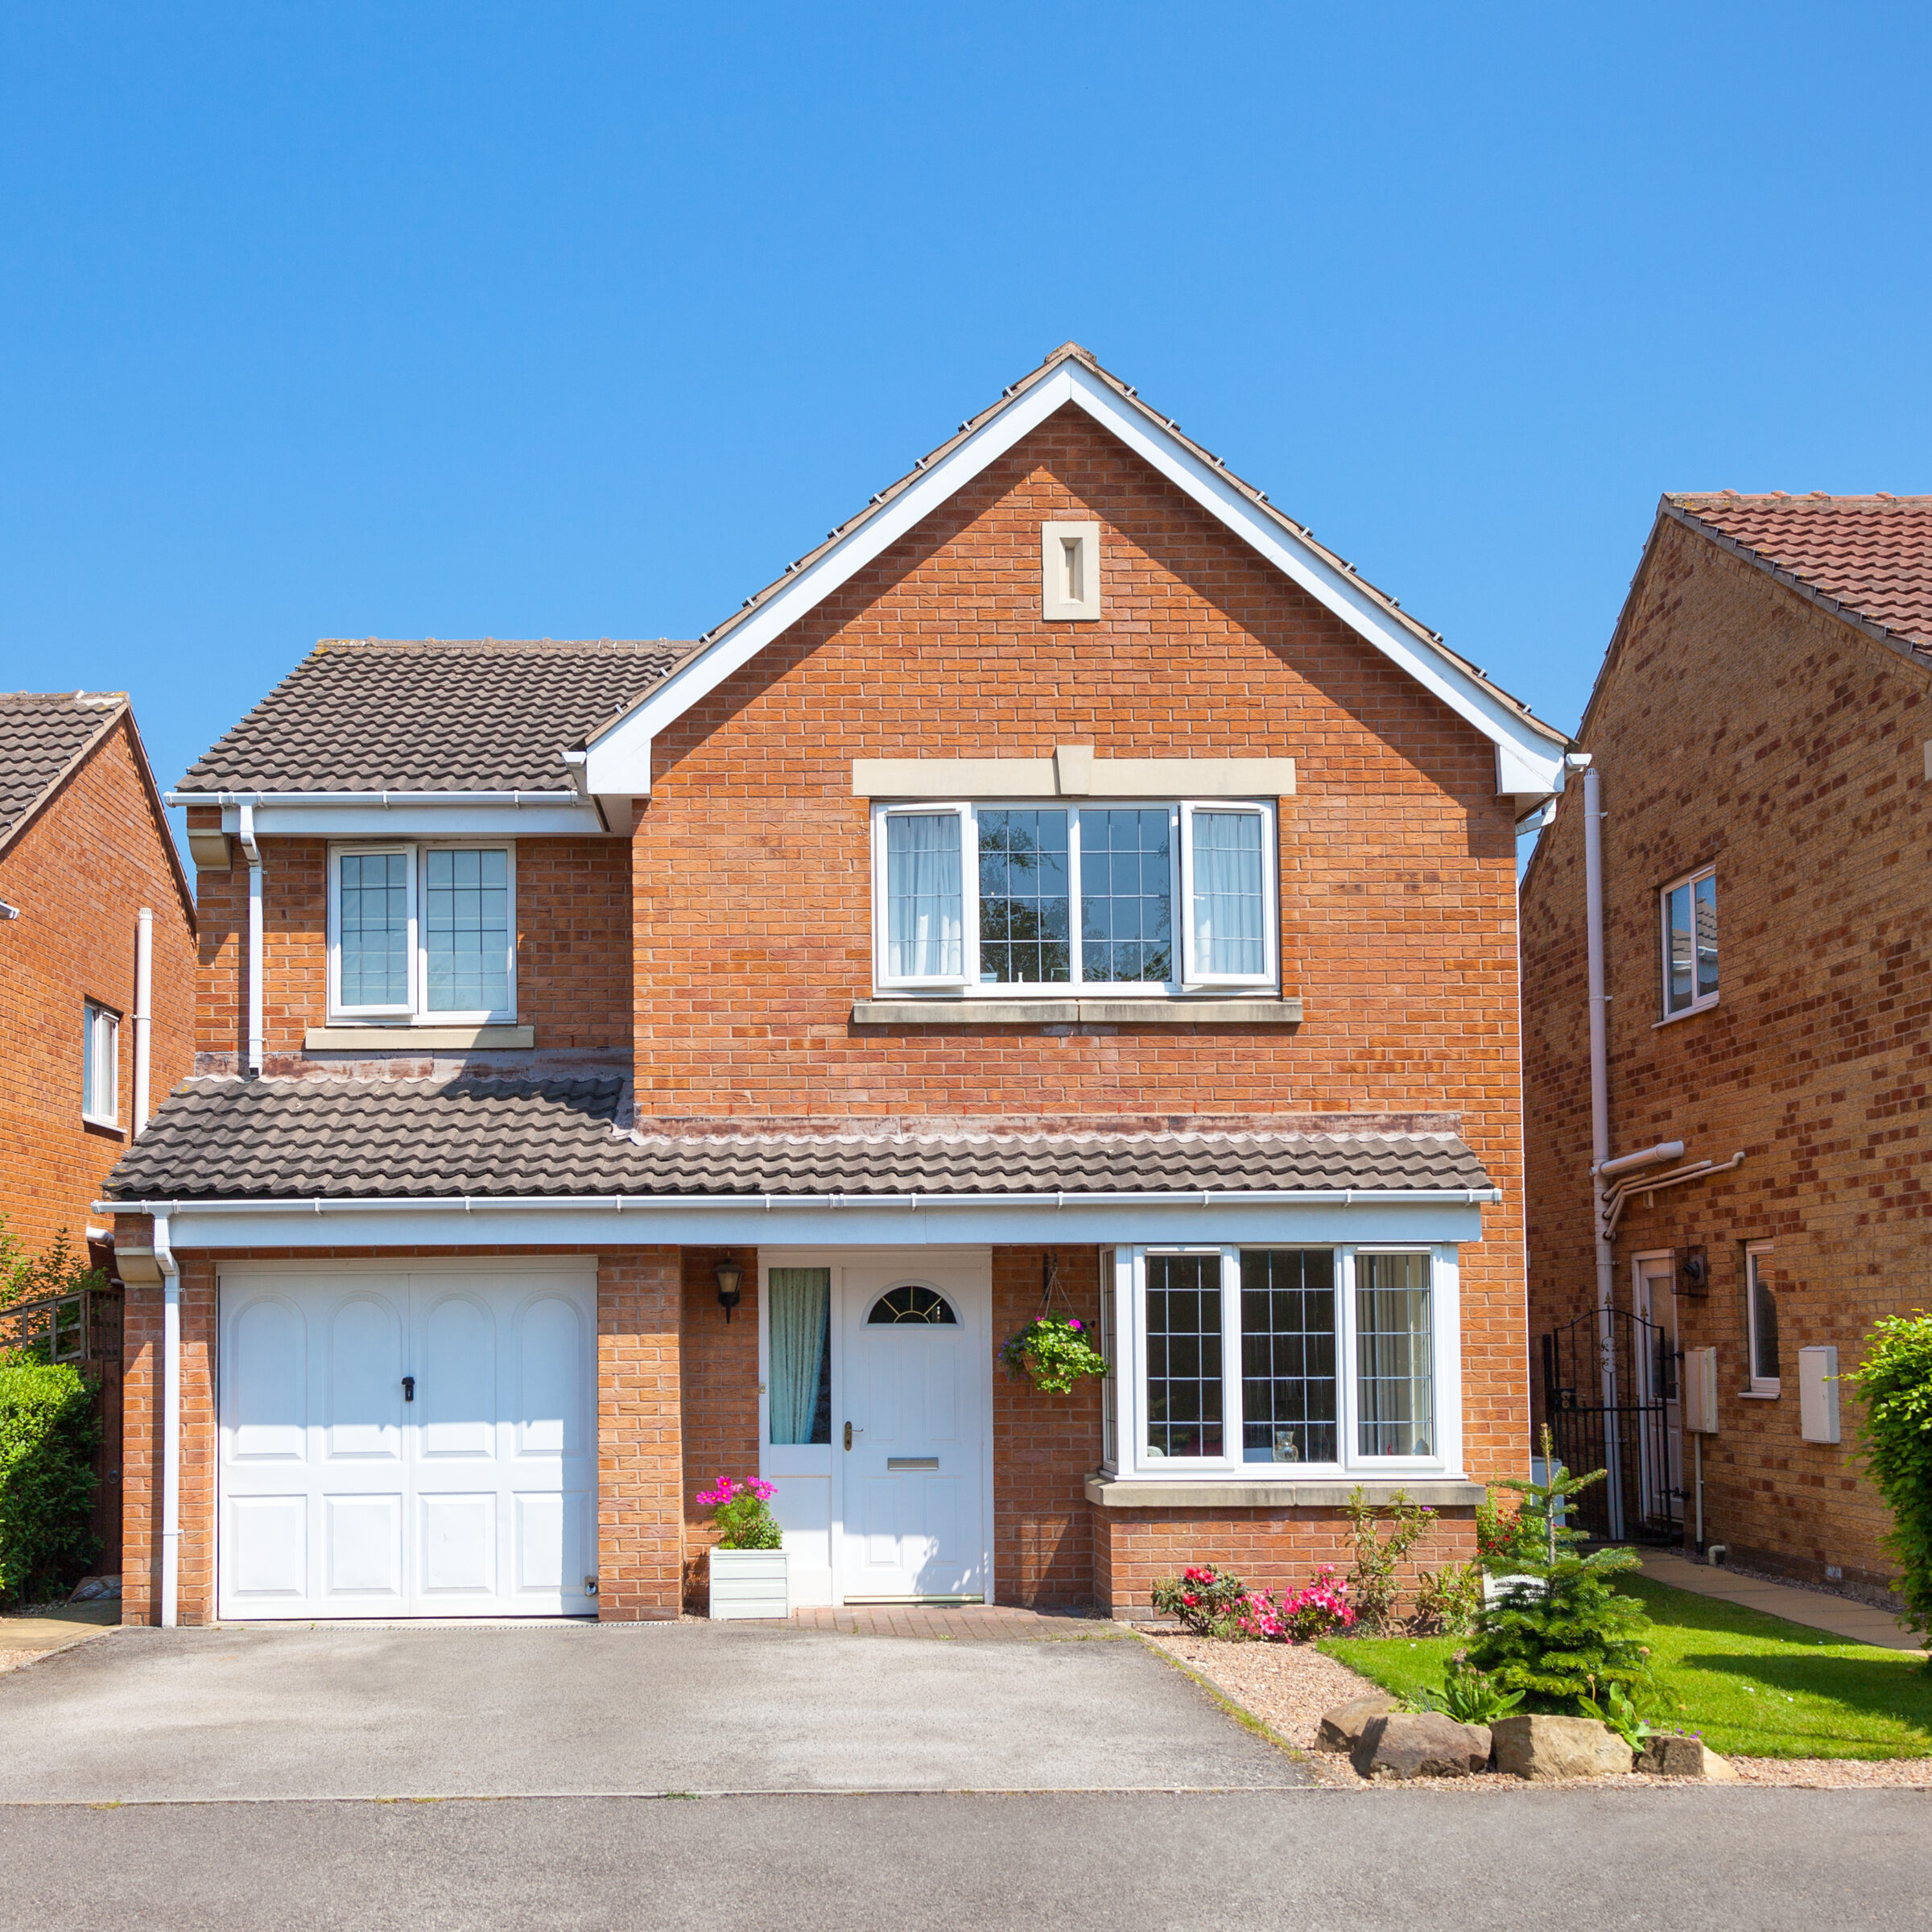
left=0, top=1620, right=1307, bottom=1802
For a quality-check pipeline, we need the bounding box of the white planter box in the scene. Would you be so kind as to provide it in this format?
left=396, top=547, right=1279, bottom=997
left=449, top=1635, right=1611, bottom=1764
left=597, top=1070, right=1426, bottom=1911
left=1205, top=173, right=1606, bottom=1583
left=708, top=1546, right=791, bottom=1620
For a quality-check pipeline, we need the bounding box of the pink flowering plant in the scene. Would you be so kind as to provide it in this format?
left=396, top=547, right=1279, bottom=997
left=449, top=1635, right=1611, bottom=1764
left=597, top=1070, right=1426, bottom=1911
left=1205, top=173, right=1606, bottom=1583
left=996, top=1315, right=1109, bottom=1395
left=696, top=1474, right=782, bottom=1550
left=1152, top=1562, right=1356, bottom=1642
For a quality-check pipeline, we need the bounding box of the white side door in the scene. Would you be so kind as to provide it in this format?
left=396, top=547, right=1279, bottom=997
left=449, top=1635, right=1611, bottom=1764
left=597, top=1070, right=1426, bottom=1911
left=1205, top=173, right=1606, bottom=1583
left=219, top=1265, right=597, bottom=1620
left=837, top=1256, right=990, bottom=1603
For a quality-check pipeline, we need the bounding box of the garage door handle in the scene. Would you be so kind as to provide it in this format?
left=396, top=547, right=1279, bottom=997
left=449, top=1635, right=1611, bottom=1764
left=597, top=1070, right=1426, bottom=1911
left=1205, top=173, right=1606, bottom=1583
left=402, top=1376, right=415, bottom=1403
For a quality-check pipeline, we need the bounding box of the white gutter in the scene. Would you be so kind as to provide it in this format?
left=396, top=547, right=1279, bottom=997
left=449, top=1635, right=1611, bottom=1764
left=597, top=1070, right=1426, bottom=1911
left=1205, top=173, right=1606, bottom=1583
left=153, top=1212, right=180, bottom=1629
left=99, top=1184, right=1505, bottom=1217
left=164, top=789, right=580, bottom=807
left=237, top=804, right=262, bottom=1075
left=1580, top=760, right=1624, bottom=1538
left=133, top=906, right=153, bottom=1134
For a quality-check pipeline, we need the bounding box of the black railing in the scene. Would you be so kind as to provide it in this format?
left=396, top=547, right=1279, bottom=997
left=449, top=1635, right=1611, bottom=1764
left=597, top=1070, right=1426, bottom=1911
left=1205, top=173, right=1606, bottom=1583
left=1540, top=1306, right=1678, bottom=1545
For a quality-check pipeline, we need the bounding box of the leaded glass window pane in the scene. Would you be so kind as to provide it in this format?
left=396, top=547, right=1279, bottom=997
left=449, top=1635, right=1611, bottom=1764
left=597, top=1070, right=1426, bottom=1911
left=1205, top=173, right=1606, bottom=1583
left=978, top=807, right=1070, bottom=984
left=1356, top=1252, right=1433, bottom=1457
left=1145, top=1253, right=1222, bottom=1458
left=1080, top=807, right=1172, bottom=984
left=339, top=852, right=410, bottom=1007
left=425, top=847, right=510, bottom=1013
left=1241, top=1249, right=1336, bottom=1463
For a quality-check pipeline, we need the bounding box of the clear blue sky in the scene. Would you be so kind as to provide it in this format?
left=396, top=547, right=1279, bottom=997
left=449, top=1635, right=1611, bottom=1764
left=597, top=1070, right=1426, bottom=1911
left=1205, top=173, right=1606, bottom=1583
left=4, top=5, right=1929, bottom=848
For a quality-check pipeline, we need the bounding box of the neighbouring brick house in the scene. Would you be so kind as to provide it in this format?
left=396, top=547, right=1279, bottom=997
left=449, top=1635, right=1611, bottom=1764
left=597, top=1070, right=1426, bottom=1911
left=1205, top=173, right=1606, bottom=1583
left=1521, top=492, right=1932, bottom=1602
left=0, top=691, right=196, bottom=1257
left=105, top=344, right=1571, bottom=1627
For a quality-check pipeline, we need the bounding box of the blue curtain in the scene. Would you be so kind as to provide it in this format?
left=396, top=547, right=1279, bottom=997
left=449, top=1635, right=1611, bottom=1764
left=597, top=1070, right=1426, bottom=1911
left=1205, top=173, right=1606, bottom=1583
left=770, top=1267, right=830, bottom=1445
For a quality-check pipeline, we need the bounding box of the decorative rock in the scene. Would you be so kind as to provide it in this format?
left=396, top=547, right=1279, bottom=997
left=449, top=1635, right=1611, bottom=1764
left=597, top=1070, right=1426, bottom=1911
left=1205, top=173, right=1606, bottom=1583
left=1351, top=1711, right=1493, bottom=1781
left=1637, top=1732, right=1711, bottom=1778
left=1316, top=1695, right=1395, bottom=1754
left=1701, top=1749, right=1740, bottom=1782
left=1492, top=1714, right=1635, bottom=1781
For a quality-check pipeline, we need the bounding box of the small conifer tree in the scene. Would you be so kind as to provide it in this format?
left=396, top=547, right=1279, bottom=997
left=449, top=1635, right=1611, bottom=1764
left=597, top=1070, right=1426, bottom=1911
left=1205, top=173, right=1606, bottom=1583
left=1463, top=1427, right=1654, bottom=1712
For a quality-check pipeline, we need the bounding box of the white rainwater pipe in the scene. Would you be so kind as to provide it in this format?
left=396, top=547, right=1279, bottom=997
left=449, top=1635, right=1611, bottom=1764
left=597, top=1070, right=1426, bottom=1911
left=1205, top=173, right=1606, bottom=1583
left=1581, top=762, right=1625, bottom=1540
left=154, top=1212, right=181, bottom=1628
left=133, top=906, right=153, bottom=1133
left=238, top=803, right=263, bottom=1075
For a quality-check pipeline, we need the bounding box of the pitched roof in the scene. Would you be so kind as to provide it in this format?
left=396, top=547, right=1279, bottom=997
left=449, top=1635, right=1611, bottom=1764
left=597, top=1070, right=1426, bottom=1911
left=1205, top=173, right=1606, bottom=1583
left=0, top=691, right=130, bottom=854
left=175, top=638, right=694, bottom=795
left=103, top=1076, right=1495, bottom=1201
left=1666, top=493, right=1932, bottom=653
left=583, top=343, right=1570, bottom=803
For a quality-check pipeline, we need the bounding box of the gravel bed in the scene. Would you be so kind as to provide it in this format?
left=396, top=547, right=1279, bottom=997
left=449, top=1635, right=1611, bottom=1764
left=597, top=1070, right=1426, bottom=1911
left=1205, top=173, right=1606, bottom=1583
left=0, top=1651, right=39, bottom=1677
left=1144, top=1632, right=1932, bottom=1791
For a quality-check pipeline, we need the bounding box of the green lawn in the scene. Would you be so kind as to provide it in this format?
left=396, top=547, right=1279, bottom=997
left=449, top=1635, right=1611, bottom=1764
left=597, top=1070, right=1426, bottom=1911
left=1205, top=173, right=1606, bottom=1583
left=1319, top=1576, right=1932, bottom=1761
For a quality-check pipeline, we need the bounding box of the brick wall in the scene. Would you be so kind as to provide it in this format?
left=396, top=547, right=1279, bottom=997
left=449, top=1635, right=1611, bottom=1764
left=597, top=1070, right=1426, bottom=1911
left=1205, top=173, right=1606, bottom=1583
left=1093, top=1504, right=1476, bottom=1619
left=634, top=406, right=1530, bottom=1492
left=597, top=1246, right=685, bottom=1620
left=678, top=1245, right=761, bottom=1605
left=1521, top=514, right=1932, bottom=1595
left=188, top=827, right=632, bottom=1068
left=0, top=716, right=195, bottom=1253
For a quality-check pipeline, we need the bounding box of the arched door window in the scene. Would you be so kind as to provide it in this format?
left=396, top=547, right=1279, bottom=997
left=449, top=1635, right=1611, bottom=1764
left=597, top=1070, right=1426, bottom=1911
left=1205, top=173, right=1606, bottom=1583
left=865, top=1285, right=958, bottom=1326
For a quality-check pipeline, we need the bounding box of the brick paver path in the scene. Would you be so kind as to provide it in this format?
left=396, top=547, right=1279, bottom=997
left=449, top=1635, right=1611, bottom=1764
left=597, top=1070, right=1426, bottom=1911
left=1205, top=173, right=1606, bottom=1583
left=792, top=1604, right=1125, bottom=1640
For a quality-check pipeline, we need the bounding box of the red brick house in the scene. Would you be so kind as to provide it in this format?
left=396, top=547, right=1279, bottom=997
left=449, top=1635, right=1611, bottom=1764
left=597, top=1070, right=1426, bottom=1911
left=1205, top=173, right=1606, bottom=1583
left=0, top=691, right=196, bottom=1258
left=1521, top=493, right=1932, bottom=1601
left=105, top=345, right=1571, bottom=1626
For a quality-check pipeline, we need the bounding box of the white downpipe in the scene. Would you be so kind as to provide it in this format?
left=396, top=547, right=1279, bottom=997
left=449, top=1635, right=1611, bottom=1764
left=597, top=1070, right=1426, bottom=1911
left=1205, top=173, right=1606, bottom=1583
left=1582, top=764, right=1624, bottom=1540
left=133, top=907, right=153, bottom=1134
left=238, top=804, right=262, bottom=1076
left=154, top=1212, right=181, bottom=1629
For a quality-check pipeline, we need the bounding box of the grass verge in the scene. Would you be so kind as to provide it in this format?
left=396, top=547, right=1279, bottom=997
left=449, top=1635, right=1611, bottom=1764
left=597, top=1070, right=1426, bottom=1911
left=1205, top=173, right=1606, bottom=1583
left=1318, top=1575, right=1932, bottom=1761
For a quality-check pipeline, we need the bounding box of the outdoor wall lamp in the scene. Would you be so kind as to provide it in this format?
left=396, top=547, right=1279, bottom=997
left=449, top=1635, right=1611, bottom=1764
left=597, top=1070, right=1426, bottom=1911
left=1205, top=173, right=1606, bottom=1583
left=714, top=1254, right=744, bottom=1323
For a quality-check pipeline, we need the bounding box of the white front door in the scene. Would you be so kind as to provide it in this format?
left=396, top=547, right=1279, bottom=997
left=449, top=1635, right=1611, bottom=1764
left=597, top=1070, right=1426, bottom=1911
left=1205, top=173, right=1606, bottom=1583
left=218, top=1265, right=597, bottom=1620
left=837, top=1256, right=990, bottom=1604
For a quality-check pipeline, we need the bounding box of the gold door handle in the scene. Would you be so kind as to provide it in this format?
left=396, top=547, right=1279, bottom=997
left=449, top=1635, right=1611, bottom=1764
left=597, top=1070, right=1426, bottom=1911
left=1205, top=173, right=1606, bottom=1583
left=844, top=1421, right=852, bottom=1450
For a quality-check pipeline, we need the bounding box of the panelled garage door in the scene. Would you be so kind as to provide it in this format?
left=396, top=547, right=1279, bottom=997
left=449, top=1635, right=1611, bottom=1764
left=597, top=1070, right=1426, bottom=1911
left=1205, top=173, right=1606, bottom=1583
left=218, top=1265, right=598, bottom=1620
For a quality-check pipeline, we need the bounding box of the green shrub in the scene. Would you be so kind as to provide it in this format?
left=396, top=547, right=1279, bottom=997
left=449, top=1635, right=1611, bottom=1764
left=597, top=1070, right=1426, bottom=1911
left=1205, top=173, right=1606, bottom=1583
left=1344, top=1487, right=1436, bottom=1633
left=1844, top=1311, right=1932, bottom=1663
left=0, top=1356, right=100, bottom=1605
left=1412, top=1559, right=1483, bottom=1637
left=1412, top=1653, right=1525, bottom=1724
left=1463, top=1429, right=1653, bottom=1712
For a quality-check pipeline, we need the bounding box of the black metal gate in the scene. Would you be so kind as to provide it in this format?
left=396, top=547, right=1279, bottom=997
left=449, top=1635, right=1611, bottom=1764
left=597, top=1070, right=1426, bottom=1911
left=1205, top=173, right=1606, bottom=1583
left=1539, top=1307, right=1678, bottom=1545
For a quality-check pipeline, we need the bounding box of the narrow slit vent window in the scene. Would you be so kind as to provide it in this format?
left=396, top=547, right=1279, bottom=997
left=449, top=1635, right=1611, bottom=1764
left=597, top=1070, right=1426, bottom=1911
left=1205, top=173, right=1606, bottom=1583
left=1041, top=521, right=1100, bottom=620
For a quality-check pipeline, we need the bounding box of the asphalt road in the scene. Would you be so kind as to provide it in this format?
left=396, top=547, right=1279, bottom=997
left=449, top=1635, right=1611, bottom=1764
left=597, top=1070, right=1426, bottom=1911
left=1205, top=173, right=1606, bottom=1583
left=2, top=1790, right=1929, bottom=1932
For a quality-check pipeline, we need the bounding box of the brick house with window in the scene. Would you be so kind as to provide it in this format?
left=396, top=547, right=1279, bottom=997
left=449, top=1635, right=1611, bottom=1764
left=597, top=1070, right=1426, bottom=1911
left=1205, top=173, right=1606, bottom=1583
left=105, top=344, right=1571, bottom=1627
left=1520, top=493, right=1932, bottom=1602
left=0, top=691, right=196, bottom=1257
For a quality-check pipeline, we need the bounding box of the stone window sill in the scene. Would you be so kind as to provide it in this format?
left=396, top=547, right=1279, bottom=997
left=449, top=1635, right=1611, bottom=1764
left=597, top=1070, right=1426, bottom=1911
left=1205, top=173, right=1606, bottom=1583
left=852, top=997, right=1302, bottom=1027
left=1084, top=1474, right=1484, bottom=1509
left=305, top=1024, right=535, bottom=1051
left=1653, top=999, right=1719, bottom=1030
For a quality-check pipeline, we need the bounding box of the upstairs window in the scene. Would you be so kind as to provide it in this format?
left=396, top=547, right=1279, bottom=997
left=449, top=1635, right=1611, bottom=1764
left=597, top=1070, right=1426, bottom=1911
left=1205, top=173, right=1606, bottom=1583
left=871, top=799, right=1276, bottom=995
left=328, top=843, right=516, bottom=1024
left=81, top=1001, right=119, bottom=1127
left=1661, top=865, right=1718, bottom=1018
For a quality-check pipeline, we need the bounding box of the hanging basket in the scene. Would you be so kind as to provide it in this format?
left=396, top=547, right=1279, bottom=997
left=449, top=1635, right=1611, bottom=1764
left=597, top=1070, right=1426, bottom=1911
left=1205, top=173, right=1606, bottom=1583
left=996, top=1252, right=1109, bottom=1394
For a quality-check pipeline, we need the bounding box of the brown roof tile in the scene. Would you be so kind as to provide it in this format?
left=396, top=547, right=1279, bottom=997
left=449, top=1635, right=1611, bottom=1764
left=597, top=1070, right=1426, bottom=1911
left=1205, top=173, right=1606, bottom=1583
left=1668, top=493, right=1932, bottom=650
left=176, top=638, right=694, bottom=795
left=105, top=1076, right=1495, bottom=1200
left=0, top=691, right=127, bottom=850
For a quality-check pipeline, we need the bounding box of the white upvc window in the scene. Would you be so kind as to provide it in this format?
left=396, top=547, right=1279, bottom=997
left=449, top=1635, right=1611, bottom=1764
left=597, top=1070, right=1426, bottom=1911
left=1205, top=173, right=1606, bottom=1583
left=869, top=799, right=1278, bottom=996
left=327, top=841, right=517, bottom=1024
left=81, top=1001, right=120, bottom=1127
left=1744, top=1241, right=1780, bottom=1397
left=1101, top=1244, right=1460, bottom=1479
left=1660, top=864, right=1719, bottom=1018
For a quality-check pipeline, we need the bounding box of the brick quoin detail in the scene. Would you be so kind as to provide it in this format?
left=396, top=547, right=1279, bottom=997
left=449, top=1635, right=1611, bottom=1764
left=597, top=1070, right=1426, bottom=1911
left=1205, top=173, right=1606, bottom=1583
left=0, top=716, right=195, bottom=1253
left=1522, top=514, right=1932, bottom=1596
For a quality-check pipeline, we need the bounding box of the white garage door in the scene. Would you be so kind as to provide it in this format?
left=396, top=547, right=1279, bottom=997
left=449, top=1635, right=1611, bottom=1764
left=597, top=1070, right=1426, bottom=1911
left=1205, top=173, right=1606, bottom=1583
left=218, top=1265, right=598, bottom=1620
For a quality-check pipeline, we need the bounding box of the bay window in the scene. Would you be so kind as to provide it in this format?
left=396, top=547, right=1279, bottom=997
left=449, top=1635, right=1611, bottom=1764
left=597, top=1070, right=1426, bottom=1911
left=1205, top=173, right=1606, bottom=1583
left=1107, top=1244, right=1457, bottom=1477
left=870, top=798, right=1277, bottom=994
left=328, top=842, right=516, bottom=1024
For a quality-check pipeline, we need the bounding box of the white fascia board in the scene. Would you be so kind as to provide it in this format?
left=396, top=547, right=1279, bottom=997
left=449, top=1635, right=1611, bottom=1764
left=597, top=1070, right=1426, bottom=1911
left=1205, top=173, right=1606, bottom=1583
left=114, top=1195, right=1487, bottom=1250
left=219, top=801, right=608, bottom=838
left=587, top=361, right=1567, bottom=801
